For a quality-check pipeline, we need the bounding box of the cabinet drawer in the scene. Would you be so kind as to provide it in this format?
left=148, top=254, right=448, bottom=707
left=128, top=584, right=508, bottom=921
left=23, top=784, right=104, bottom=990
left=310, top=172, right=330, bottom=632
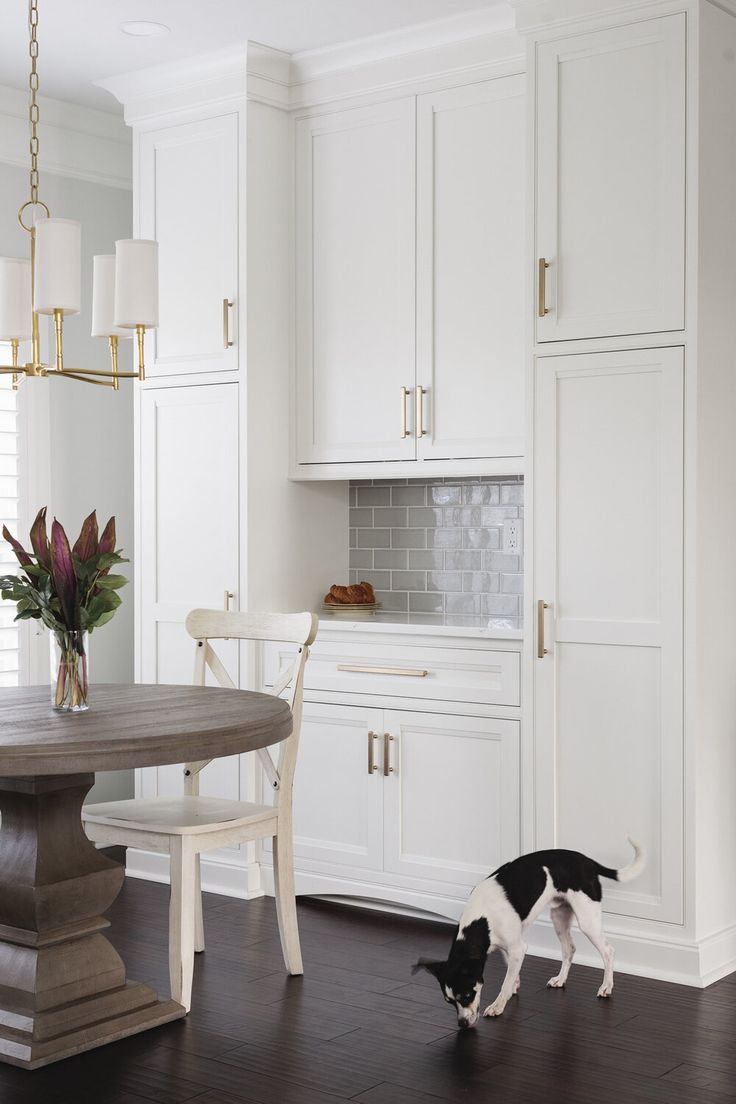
left=264, top=639, right=520, bottom=707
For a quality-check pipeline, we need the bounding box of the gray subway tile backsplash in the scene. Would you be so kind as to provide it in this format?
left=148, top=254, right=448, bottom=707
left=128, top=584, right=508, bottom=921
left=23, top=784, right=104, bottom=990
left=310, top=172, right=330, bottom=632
left=348, top=477, right=524, bottom=619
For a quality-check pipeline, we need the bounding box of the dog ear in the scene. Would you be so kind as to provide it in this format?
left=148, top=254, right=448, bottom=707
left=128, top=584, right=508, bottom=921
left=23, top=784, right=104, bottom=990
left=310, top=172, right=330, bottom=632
left=412, top=958, right=445, bottom=980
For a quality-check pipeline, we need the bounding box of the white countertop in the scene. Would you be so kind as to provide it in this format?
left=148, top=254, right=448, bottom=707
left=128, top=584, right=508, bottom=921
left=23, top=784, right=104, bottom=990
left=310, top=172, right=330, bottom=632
left=317, top=611, right=523, bottom=640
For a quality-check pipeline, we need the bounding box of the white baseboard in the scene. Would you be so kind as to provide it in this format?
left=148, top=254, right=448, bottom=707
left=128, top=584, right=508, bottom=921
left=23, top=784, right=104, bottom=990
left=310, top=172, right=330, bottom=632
left=127, top=854, right=736, bottom=988
left=125, top=849, right=265, bottom=900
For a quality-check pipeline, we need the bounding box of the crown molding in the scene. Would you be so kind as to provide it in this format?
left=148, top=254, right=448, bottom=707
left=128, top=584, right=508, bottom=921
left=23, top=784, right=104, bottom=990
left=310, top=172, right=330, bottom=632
left=509, top=0, right=726, bottom=33
left=0, top=85, right=131, bottom=189
left=98, top=9, right=524, bottom=123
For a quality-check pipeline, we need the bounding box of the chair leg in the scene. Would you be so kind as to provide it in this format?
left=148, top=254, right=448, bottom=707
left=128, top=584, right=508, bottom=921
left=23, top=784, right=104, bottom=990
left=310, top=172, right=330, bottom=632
left=169, top=836, right=196, bottom=1012
left=273, top=818, right=303, bottom=975
left=194, top=853, right=205, bottom=953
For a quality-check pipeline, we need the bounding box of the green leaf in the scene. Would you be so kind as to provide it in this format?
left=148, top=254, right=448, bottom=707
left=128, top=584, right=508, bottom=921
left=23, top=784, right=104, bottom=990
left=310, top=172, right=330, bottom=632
left=94, top=574, right=128, bottom=590
left=88, top=610, right=116, bottom=631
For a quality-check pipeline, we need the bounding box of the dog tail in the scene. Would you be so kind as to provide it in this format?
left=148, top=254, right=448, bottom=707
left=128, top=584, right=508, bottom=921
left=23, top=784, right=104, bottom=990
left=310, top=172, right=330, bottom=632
left=597, top=837, right=646, bottom=883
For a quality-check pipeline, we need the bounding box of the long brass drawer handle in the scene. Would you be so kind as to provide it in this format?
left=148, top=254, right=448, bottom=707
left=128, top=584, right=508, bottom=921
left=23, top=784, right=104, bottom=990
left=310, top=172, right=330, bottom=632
left=368, top=731, right=379, bottom=774
left=223, top=298, right=234, bottom=348
left=337, top=664, right=429, bottom=677
left=383, top=732, right=394, bottom=776
left=537, top=599, right=549, bottom=659
left=538, top=258, right=550, bottom=318
left=416, top=385, right=427, bottom=438
left=400, top=386, right=411, bottom=439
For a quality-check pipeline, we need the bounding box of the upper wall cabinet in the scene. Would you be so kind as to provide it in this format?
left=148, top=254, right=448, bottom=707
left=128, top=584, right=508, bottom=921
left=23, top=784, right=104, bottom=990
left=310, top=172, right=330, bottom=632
left=139, top=114, right=239, bottom=377
left=535, top=15, right=686, bottom=343
left=416, top=77, right=525, bottom=460
left=295, top=99, right=416, bottom=464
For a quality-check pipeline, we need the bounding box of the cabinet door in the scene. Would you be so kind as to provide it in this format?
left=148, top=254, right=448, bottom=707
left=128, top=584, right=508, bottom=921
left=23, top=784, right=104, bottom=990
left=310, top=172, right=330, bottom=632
left=139, top=114, right=239, bottom=377
left=276, top=702, right=385, bottom=871
left=138, top=383, right=240, bottom=800
left=417, top=77, right=525, bottom=460
left=382, top=711, right=520, bottom=890
left=536, top=15, right=685, bottom=342
left=295, top=100, right=416, bottom=464
left=534, top=347, right=683, bottom=922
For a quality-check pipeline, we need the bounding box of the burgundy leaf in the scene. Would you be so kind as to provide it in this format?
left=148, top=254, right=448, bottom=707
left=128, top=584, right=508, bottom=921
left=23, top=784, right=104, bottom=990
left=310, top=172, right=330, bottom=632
left=50, top=519, right=78, bottom=630
left=98, top=516, right=117, bottom=555
left=73, top=510, right=99, bottom=563
left=29, top=507, right=52, bottom=571
left=2, top=525, right=33, bottom=568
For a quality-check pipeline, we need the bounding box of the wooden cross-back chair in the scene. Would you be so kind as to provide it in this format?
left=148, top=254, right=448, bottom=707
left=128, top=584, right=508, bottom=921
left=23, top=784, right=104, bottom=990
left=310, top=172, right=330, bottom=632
left=83, top=609, right=318, bottom=1012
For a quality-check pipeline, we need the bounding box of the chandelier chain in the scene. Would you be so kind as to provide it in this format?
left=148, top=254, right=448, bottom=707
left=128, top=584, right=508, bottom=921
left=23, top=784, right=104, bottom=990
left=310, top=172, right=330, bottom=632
left=28, top=0, right=40, bottom=206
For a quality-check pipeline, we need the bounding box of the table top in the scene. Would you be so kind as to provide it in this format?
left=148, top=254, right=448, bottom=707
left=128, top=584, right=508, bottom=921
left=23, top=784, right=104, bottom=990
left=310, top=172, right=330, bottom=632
left=0, top=684, right=292, bottom=776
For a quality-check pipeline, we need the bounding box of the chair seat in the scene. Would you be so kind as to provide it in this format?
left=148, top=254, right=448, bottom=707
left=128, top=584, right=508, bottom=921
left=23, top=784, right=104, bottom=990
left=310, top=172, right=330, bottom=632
left=83, top=795, right=278, bottom=836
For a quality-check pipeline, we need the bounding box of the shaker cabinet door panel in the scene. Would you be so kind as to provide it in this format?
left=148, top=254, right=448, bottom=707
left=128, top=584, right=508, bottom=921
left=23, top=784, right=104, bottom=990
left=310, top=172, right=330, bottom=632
left=295, top=100, right=417, bottom=464
left=139, top=114, right=239, bottom=377
left=285, top=703, right=385, bottom=870
left=382, top=710, right=520, bottom=890
left=417, top=77, right=525, bottom=460
left=536, top=15, right=686, bottom=342
left=534, top=347, right=684, bottom=922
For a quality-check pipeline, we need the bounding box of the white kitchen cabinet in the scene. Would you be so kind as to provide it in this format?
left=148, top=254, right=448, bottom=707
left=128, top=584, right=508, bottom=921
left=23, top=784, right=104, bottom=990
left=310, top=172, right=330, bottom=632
left=416, top=77, right=525, bottom=460
left=294, top=100, right=416, bottom=465
left=139, top=114, right=239, bottom=377
left=535, top=14, right=686, bottom=342
left=533, top=346, right=684, bottom=923
left=382, top=711, right=519, bottom=888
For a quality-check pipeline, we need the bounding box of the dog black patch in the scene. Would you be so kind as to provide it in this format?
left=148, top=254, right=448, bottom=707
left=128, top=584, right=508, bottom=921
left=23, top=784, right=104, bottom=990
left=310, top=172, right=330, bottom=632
left=492, top=849, right=614, bottom=919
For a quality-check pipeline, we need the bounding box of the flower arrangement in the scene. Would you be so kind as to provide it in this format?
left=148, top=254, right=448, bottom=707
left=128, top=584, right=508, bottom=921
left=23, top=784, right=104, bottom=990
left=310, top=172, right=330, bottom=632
left=0, top=508, right=128, bottom=711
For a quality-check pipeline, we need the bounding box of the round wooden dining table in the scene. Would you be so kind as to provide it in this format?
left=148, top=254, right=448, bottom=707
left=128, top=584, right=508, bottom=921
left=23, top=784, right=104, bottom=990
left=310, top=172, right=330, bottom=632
left=0, top=683, right=292, bottom=1070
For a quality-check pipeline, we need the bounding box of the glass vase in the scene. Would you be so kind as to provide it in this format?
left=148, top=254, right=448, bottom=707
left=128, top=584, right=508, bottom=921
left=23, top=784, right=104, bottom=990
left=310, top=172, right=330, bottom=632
left=50, top=629, right=89, bottom=712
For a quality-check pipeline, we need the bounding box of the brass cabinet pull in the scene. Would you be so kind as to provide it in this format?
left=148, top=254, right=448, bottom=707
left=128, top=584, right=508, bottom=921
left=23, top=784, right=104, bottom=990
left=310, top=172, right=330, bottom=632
left=383, top=732, right=394, bottom=776
left=400, top=386, right=411, bottom=438
left=368, top=730, right=379, bottom=774
left=224, top=590, right=234, bottom=611
left=537, top=599, right=549, bottom=658
left=538, top=258, right=550, bottom=318
left=416, top=385, right=427, bottom=438
left=223, top=298, right=234, bottom=348
left=337, top=664, right=428, bottom=677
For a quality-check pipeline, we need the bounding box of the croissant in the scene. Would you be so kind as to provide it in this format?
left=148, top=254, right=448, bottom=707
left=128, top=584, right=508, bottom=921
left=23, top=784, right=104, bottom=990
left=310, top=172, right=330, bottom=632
left=323, top=581, right=376, bottom=605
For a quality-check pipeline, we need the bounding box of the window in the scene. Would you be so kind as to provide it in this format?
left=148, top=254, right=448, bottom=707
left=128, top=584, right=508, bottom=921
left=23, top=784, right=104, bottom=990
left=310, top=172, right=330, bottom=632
left=0, top=353, right=21, bottom=687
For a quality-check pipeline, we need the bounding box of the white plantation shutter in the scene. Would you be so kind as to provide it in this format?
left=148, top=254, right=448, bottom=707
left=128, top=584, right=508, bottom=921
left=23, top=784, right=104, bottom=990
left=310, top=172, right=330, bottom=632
left=0, top=353, right=21, bottom=687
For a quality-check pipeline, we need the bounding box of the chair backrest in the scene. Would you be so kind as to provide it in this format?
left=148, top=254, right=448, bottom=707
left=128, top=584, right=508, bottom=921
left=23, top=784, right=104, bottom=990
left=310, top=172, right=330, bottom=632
left=183, top=609, right=318, bottom=802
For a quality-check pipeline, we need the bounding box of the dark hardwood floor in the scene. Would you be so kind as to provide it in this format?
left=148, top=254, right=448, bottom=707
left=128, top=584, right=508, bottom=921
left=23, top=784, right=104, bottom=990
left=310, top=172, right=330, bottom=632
left=2, top=869, right=736, bottom=1103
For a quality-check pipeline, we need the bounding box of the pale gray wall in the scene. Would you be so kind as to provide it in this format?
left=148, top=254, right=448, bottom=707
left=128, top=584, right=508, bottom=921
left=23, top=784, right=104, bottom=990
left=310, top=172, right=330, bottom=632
left=0, top=163, right=135, bottom=801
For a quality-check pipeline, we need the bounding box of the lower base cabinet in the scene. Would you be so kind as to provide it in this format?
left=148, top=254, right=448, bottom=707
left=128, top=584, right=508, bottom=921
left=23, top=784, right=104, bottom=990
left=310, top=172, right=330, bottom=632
left=263, top=701, right=520, bottom=912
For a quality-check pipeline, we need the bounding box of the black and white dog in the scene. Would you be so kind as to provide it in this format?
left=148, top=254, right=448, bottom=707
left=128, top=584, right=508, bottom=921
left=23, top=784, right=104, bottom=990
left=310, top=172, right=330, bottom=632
left=414, top=839, right=645, bottom=1028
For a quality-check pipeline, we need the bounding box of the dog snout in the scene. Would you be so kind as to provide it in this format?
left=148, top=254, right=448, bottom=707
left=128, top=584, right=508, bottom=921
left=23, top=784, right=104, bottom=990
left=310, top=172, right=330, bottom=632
left=457, top=1012, right=478, bottom=1029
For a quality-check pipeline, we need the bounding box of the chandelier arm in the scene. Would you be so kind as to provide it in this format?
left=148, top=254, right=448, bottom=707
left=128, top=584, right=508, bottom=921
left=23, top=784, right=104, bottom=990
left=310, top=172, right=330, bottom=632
left=48, top=372, right=116, bottom=388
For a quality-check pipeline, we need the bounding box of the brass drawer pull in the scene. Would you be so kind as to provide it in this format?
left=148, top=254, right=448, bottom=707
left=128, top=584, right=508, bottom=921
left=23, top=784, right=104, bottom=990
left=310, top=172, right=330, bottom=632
left=416, top=385, right=427, bottom=438
left=368, top=731, right=379, bottom=774
left=223, top=298, right=234, bottom=348
left=383, top=732, right=394, bottom=776
left=400, top=386, right=412, bottom=439
left=537, top=599, right=549, bottom=659
left=538, top=258, right=550, bottom=318
left=337, top=664, right=429, bottom=677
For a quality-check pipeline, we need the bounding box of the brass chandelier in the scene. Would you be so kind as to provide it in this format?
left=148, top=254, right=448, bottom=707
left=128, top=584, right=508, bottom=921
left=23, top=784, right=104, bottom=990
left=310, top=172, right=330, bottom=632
left=0, top=0, right=158, bottom=390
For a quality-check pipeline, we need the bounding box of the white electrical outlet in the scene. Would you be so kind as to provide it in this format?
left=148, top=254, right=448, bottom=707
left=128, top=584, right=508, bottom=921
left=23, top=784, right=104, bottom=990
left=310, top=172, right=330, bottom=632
left=503, top=518, right=523, bottom=555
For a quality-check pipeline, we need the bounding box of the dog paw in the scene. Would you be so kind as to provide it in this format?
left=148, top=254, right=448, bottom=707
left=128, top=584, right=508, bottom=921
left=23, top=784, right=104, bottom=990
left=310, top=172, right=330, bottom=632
left=597, top=982, right=613, bottom=998
left=483, top=999, right=507, bottom=1018
left=547, top=975, right=566, bottom=988
left=513, top=977, right=521, bottom=995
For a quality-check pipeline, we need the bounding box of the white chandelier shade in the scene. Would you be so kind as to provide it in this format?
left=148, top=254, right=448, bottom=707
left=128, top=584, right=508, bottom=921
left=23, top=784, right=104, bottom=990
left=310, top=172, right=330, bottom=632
left=33, top=217, right=82, bottom=316
left=91, top=255, right=132, bottom=339
left=114, top=239, right=159, bottom=330
left=0, top=259, right=32, bottom=342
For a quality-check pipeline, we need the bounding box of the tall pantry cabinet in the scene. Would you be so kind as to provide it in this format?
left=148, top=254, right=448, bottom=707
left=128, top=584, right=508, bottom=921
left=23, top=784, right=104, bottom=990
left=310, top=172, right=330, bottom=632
left=523, top=0, right=736, bottom=983
left=106, top=50, right=346, bottom=894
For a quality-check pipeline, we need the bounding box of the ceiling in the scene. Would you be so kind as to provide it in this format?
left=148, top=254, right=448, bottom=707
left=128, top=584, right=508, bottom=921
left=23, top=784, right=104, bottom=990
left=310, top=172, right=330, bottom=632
left=0, top=1, right=506, bottom=114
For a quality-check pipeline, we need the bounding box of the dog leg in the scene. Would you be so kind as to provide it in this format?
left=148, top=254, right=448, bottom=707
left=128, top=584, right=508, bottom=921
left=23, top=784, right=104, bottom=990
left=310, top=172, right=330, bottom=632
left=547, top=901, right=575, bottom=988
left=570, top=893, right=615, bottom=997
left=483, top=942, right=526, bottom=1017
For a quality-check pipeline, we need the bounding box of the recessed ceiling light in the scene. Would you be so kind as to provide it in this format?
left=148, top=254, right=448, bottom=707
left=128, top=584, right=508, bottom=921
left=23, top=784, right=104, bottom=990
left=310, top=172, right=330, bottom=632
left=120, top=21, right=170, bottom=37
